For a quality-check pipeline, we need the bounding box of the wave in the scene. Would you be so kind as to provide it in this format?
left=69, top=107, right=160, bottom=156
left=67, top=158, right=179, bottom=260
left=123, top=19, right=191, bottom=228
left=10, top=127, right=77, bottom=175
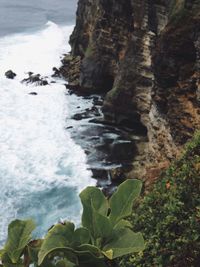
left=0, top=21, right=74, bottom=77
left=0, top=22, right=95, bottom=243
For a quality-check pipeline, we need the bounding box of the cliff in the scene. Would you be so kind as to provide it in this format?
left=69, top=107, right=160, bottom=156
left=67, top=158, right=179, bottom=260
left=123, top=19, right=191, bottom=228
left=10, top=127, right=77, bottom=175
left=62, top=0, right=200, bottom=183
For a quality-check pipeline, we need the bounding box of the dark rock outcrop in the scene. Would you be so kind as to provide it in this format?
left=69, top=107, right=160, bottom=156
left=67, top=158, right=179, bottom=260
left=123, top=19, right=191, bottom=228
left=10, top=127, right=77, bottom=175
left=153, top=4, right=200, bottom=146
left=22, top=73, right=48, bottom=86
left=60, top=0, right=135, bottom=93
left=5, top=70, right=16, bottom=79
left=28, top=92, right=38, bottom=95
left=63, top=0, right=200, bottom=182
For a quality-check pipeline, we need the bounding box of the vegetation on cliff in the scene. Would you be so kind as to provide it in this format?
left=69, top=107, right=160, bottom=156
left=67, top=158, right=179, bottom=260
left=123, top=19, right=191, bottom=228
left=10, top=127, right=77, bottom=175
left=119, top=132, right=200, bottom=267
left=0, top=180, right=144, bottom=267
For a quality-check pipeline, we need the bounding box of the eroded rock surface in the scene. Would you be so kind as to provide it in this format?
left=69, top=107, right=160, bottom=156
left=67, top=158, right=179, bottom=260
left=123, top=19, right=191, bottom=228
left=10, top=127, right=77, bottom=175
left=62, top=0, right=200, bottom=183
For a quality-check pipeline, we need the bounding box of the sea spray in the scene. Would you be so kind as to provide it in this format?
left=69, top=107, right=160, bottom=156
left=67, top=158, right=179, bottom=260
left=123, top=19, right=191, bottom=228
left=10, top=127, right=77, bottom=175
left=0, top=22, right=95, bottom=243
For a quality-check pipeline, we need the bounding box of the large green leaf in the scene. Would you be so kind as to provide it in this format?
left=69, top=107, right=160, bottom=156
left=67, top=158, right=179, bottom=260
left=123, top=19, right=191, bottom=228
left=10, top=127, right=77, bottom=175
left=1, top=252, right=24, bottom=267
left=38, top=222, right=75, bottom=265
left=4, top=219, right=36, bottom=263
left=27, top=240, right=56, bottom=267
left=109, top=179, right=142, bottom=225
left=27, top=239, right=43, bottom=264
left=75, top=244, right=102, bottom=258
left=72, top=227, right=90, bottom=246
left=75, top=244, right=105, bottom=267
left=103, top=228, right=145, bottom=259
left=113, top=219, right=132, bottom=230
left=79, top=187, right=108, bottom=235
left=56, top=258, right=76, bottom=267
left=91, top=208, right=113, bottom=244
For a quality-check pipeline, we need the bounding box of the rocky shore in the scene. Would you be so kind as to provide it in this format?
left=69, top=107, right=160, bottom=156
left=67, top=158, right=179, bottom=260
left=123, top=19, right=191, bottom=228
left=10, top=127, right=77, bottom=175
left=6, top=0, right=200, bottom=191
left=64, top=91, right=147, bottom=194
left=59, top=0, right=200, bottom=187
left=4, top=66, right=140, bottom=194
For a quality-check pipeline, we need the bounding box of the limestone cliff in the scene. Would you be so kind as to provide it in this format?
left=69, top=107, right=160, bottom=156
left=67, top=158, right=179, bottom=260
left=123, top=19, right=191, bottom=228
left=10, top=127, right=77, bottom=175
left=62, top=0, right=200, bottom=183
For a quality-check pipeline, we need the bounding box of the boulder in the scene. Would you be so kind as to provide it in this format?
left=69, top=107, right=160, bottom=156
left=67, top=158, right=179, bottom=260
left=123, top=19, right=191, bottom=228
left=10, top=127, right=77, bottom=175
left=5, top=70, right=16, bottom=79
left=51, top=67, right=61, bottom=77
left=28, top=92, right=38, bottom=95
left=22, top=73, right=48, bottom=86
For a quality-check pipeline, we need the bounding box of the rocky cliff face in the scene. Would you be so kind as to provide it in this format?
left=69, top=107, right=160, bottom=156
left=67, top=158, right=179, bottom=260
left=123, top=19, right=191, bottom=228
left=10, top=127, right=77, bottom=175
left=62, top=0, right=200, bottom=183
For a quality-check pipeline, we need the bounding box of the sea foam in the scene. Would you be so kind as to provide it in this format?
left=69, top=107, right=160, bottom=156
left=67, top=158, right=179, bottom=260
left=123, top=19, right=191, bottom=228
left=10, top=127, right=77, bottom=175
left=0, top=22, right=94, bottom=243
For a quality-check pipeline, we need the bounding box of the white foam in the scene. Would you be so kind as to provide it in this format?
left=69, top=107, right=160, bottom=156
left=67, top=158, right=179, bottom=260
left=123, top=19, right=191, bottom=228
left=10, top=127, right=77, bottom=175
left=0, top=21, right=73, bottom=77
left=0, top=22, right=95, bottom=242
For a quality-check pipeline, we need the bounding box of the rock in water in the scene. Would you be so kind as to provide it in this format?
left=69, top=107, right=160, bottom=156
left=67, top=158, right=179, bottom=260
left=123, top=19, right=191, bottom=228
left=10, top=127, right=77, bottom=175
left=51, top=67, right=61, bottom=77
left=28, top=92, right=38, bottom=95
left=22, top=73, right=48, bottom=86
left=5, top=70, right=16, bottom=79
left=41, top=80, right=48, bottom=86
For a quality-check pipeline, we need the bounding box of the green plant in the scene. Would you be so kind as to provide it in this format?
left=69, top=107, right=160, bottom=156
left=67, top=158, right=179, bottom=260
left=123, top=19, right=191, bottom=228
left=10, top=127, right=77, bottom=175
left=0, top=179, right=144, bottom=267
left=119, top=132, right=200, bottom=267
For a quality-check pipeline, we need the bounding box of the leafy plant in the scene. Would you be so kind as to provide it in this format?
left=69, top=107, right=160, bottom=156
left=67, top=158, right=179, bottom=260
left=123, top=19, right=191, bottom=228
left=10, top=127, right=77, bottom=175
left=0, top=179, right=144, bottom=267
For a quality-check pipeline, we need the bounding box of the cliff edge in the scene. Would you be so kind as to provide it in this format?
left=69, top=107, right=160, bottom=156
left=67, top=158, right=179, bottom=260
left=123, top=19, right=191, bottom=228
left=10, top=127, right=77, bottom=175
left=61, top=0, right=200, bottom=184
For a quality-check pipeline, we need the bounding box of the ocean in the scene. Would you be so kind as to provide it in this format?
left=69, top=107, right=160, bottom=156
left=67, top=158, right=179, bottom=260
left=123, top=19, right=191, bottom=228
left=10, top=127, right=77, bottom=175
left=0, top=0, right=95, bottom=244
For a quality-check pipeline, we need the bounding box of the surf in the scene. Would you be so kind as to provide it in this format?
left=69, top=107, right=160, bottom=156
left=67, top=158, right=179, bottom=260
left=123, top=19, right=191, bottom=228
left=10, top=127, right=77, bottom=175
left=0, top=21, right=94, bottom=243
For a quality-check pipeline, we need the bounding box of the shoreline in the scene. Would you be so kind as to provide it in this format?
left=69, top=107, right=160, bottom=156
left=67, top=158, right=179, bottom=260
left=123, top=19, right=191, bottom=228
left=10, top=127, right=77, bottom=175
left=63, top=86, right=147, bottom=195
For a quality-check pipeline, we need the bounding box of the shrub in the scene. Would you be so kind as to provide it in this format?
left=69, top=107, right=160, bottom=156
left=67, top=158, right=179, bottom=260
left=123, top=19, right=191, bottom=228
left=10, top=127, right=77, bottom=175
left=0, top=179, right=144, bottom=267
left=119, top=132, right=200, bottom=267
